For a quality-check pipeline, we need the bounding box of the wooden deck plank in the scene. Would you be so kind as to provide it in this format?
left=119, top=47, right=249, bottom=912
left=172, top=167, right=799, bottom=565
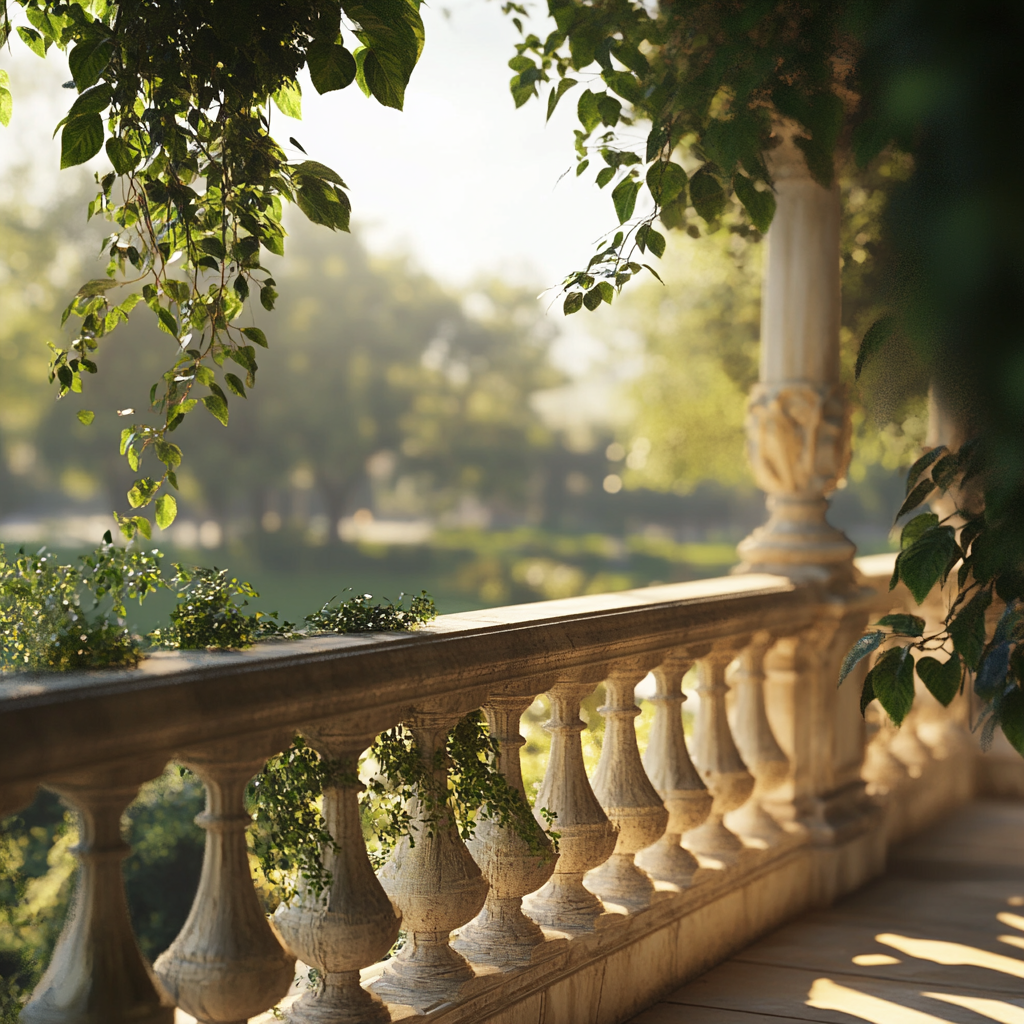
left=658, top=961, right=1021, bottom=1022
left=628, top=800, right=1024, bottom=1023
left=631, top=1005, right=831, bottom=1024
left=733, top=917, right=1024, bottom=994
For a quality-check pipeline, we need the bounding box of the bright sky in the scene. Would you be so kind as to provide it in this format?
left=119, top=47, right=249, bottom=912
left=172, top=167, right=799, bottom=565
left=0, top=0, right=619, bottom=291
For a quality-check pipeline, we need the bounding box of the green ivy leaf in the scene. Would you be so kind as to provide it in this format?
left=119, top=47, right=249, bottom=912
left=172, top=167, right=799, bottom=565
left=646, top=161, right=687, bottom=206
left=839, top=630, right=885, bottom=687
left=916, top=651, right=961, bottom=706
left=860, top=671, right=876, bottom=716
left=308, top=41, right=358, bottom=94
left=155, top=493, right=177, bottom=530
left=901, top=512, right=938, bottom=550
left=597, top=93, right=621, bottom=127
left=577, top=90, right=601, bottom=133
left=876, top=613, right=925, bottom=637
left=68, top=34, right=113, bottom=91
left=689, top=166, right=726, bottom=223
left=154, top=440, right=182, bottom=467
left=732, top=173, right=776, bottom=233
left=0, top=84, right=11, bottom=128
left=646, top=228, right=666, bottom=258
left=241, top=327, right=269, bottom=348
left=999, top=685, right=1024, bottom=756
left=133, top=515, right=152, bottom=540
left=546, top=77, right=577, bottom=122
left=224, top=372, right=247, bottom=398
left=272, top=79, right=302, bottom=119
left=16, top=26, right=46, bottom=58
left=854, top=315, right=896, bottom=379
left=867, top=646, right=915, bottom=727
left=61, top=112, right=104, bottom=169
left=105, top=137, right=138, bottom=174
left=898, top=525, right=956, bottom=604
left=203, top=393, right=229, bottom=426
left=896, top=478, right=936, bottom=520
left=611, top=178, right=640, bottom=223
left=76, top=409, right=95, bottom=425
left=949, top=587, right=992, bottom=670
left=905, top=446, right=947, bottom=495
left=563, top=291, right=583, bottom=315
left=68, top=83, right=114, bottom=118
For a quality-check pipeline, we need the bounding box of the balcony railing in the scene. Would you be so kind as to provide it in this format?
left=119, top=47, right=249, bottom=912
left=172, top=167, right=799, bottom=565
left=0, top=553, right=990, bottom=1024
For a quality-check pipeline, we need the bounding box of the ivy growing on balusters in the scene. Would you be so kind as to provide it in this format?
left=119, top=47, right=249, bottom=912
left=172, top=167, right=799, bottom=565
left=249, top=715, right=559, bottom=907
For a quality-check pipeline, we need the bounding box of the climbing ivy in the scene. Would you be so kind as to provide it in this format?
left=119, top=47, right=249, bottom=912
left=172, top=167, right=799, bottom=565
left=251, top=714, right=558, bottom=906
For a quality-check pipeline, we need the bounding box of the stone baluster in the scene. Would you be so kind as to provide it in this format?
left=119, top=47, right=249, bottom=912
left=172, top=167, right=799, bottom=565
left=683, top=646, right=755, bottom=868
left=370, top=709, right=489, bottom=1013
left=724, top=632, right=790, bottom=846
left=521, top=669, right=618, bottom=933
left=636, top=648, right=712, bottom=888
left=454, top=694, right=557, bottom=969
left=21, top=759, right=176, bottom=1024
left=154, top=738, right=295, bottom=1023
left=273, top=723, right=401, bottom=1023
left=584, top=658, right=668, bottom=911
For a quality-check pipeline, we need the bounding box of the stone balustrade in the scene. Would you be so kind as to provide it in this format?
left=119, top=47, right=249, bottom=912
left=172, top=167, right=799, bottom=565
left=0, top=558, right=983, bottom=1024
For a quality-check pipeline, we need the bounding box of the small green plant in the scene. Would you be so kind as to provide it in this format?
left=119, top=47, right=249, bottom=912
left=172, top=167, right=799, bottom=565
left=147, top=565, right=278, bottom=650
left=150, top=572, right=437, bottom=651
left=0, top=533, right=164, bottom=672
left=303, top=591, right=437, bottom=634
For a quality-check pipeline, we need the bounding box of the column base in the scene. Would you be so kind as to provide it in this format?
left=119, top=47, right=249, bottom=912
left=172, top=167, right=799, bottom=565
left=736, top=496, right=855, bottom=584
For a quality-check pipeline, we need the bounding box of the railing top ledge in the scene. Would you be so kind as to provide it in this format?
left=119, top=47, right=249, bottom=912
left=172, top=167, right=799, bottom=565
left=1, top=572, right=816, bottom=788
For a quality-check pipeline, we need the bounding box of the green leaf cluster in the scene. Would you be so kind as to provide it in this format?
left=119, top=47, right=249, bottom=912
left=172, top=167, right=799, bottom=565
left=840, top=441, right=1024, bottom=753
left=0, top=533, right=164, bottom=672
left=506, top=0, right=862, bottom=313
left=251, top=712, right=557, bottom=903
left=2, top=0, right=424, bottom=540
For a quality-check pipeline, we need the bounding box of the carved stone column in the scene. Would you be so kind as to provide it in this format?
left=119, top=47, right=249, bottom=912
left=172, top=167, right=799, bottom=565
left=724, top=633, right=790, bottom=845
left=636, top=648, right=712, bottom=888
left=584, top=658, right=668, bottom=911
left=154, top=738, right=295, bottom=1023
left=683, top=647, right=754, bottom=868
left=273, top=723, right=401, bottom=1023
left=736, top=121, right=854, bottom=584
left=370, top=710, right=488, bottom=1013
left=20, top=759, right=176, bottom=1024
left=521, top=669, right=618, bottom=933
left=454, top=694, right=557, bottom=969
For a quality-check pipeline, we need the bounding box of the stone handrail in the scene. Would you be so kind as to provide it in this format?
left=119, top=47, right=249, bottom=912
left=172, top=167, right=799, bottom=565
left=0, top=555, right=975, bottom=1024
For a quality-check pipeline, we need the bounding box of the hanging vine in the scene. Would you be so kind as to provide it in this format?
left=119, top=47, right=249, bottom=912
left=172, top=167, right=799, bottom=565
left=0, top=0, right=424, bottom=540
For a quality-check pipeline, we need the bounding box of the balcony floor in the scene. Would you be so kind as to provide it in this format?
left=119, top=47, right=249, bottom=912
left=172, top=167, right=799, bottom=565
left=629, top=799, right=1024, bottom=1024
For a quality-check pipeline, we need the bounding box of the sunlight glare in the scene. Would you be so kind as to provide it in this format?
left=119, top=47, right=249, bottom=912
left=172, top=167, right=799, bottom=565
left=853, top=954, right=902, bottom=966
left=998, top=913, right=1024, bottom=932
left=806, top=978, right=956, bottom=1023
left=999, top=935, right=1024, bottom=952
left=924, top=991, right=1024, bottom=1024
left=877, top=933, right=1024, bottom=979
